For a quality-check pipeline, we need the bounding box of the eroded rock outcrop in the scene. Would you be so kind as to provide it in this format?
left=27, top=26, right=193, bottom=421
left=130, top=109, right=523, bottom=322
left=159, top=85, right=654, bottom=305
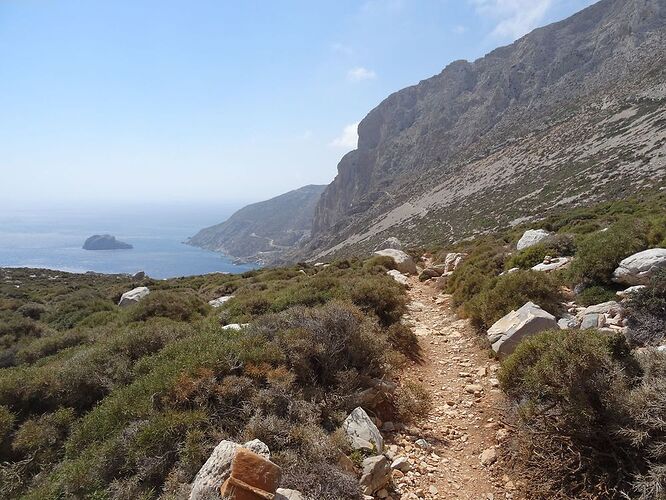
left=374, top=249, right=417, bottom=275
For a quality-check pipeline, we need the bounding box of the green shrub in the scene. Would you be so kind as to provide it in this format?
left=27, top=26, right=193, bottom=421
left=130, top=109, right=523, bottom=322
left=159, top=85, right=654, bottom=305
left=625, top=269, right=666, bottom=346
left=394, top=381, right=432, bottom=423
left=448, top=240, right=507, bottom=307
left=570, top=219, right=647, bottom=286
left=498, top=329, right=656, bottom=498
left=0, top=405, right=15, bottom=445
left=128, top=290, right=208, bottom=322
left=46, top=290, right=116, bottom=330
left=465, top=271, right=564, bottom=330
left=576, top=286, right=618, bottom=307
left=349, top=275, right=407, bottom=326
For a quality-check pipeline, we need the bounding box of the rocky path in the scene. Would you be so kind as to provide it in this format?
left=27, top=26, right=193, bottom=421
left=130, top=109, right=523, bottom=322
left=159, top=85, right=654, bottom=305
left=384, top=274, right=517, bottom=500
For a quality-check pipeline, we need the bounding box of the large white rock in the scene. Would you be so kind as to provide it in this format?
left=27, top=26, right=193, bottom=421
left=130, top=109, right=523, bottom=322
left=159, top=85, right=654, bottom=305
left=118, top=286, right=150, bottom=307
left=342, top=407, right=384, bottom=453
left=189, top=439, right=270, bottom=499
left=517, top=229, right=551, bottom=251
left=617, top=285, right=647, bottom=299
left=613, top=249, right=666, bottom=285
left=387, top=269, right=410, bottom=286
left=374, top=249, right=417, bottom=275
left=487, top=302, right=558, bottom=357
left=443, top=252, right=467, bottom=273
left=208, top=295, right=233, bottom=308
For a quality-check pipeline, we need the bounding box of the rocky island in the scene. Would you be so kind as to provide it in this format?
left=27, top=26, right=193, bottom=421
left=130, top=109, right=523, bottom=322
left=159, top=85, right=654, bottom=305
left=82, top=234, right=133, bottom=250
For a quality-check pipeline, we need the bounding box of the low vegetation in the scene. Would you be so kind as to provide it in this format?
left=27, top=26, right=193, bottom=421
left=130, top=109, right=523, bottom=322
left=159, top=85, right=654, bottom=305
left=0, top=258, right=414, bottom=499
left=434, top=191, right=666, bottom=498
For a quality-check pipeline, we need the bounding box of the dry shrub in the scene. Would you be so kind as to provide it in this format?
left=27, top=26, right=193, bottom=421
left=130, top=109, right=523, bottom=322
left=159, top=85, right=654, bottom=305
left=394, top=381, right=432, bottom=423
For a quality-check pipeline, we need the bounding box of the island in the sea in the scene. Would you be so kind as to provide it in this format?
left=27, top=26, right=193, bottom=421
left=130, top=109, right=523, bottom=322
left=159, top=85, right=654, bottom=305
left=83, top=234, right=133, bottom=250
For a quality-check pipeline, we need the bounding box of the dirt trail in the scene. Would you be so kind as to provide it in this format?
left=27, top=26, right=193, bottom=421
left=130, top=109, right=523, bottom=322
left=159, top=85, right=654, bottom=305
left=385, top=273, right=516, bottom=500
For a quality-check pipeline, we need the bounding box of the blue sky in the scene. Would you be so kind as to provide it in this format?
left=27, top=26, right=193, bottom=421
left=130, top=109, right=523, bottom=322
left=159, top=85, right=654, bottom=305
left=0, top=0, right=597, bottom=207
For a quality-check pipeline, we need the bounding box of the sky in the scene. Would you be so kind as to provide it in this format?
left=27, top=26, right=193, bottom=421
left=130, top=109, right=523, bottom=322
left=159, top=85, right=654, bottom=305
left=0, top=0, right=598, bottom=208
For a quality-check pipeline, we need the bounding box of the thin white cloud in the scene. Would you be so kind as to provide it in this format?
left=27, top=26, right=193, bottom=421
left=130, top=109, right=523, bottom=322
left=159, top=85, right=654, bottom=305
left=329, top=122, right=359, bottom=150
left=347, top=66, right=377, bottom=82
left=470, top=0, right=553, bottom=40
left=330, top=42, right=354, bottom=55
left=452, top=24, right=467, bottom=35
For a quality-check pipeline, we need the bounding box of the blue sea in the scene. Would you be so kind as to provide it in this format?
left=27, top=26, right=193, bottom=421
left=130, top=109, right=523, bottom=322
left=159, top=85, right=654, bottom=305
left=0, top=203, right=257, bottom=279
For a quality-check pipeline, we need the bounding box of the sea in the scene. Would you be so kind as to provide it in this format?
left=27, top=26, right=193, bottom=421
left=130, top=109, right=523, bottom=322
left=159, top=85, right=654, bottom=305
left=0, top=203, right=257, bottom=279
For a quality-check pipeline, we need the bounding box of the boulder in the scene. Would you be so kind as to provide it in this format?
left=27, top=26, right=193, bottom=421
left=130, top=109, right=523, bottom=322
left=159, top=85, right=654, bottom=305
left=578, top=301, right=622, bottom=318
left=419, top=268, right=441, bottom=281
left=118, top=286, right=150, bottom=307
left=342, top=407, right=384, bottom=453
left=580, top=313, right=600, bottom=330
left=531, top=256, right=571, bottom=272
left=517, top=229, right=551, bottom=251
left=132, top=271, right=146, bottom=279
left=209, top=296, right=233, bottom=308
left=487, top=302, right=558, bottom=357
left=613, top=249, right=666, bottom=285
left=189, top=439, right=270, bottom=500
left=386, top=269, right=410, bottom=286
left=443, top=252, right=467, bottom=273
left=374, top=249, right=417, bottom=275
left=377, top=237, right=403, bottom=250
left=359, top=455, right=391, bottom=495
left=276, top=489, right=304, bottom=500
left=617, top=285, right=647, bottom=299
left=222, top=323, right=249, bottom=331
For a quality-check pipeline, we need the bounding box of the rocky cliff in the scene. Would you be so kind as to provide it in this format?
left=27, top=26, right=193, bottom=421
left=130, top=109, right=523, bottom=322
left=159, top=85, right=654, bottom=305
left=302, top=0, right=666, bottom=260
left=188, top=185, right=326, bottom=264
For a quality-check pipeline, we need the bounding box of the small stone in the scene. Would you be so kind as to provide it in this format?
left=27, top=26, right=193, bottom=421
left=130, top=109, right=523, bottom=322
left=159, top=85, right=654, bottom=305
left=415, top=439, right=432, bottom=450
left=480, top=447, right=498, bottom=466
left=465, top=384, right=483, bottom=394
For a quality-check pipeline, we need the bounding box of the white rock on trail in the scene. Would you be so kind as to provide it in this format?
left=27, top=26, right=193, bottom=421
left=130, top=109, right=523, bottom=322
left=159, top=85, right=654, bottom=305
left=374, top=249, right=417, bottom=275
left=387, top=269, right=410, bottom=286
left=342, top=407, right=384, bottom=453
left=487, top=302, right=558, bottom=357
left=359, top=455, right=391, bottom=495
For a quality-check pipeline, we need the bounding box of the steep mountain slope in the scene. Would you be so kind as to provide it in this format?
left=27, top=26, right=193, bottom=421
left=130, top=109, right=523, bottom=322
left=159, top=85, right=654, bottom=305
left=301, top=0, right=666, bottom=260
left=188, top=184, right=326, bottom=263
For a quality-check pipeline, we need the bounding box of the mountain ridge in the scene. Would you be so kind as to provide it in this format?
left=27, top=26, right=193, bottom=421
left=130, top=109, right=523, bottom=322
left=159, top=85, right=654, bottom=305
left=298, top=0, right=666, bottom=260
left=188, top=184, right=326, bottom=264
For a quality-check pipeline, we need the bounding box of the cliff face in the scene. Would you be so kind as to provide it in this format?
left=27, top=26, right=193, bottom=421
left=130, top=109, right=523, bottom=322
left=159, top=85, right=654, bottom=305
left=188, top=185, right=326, bottom=264
left=306, top=0, right=666, bottom=258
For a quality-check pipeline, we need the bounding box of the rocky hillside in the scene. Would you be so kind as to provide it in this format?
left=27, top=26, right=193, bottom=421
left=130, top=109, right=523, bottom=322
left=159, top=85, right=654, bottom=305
left=188, top=184, right=326, bottom=264
left=299, top=0, right=666, bottom=261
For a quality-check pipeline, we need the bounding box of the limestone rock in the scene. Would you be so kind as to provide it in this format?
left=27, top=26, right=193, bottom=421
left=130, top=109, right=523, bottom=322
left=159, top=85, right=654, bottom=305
left=359, top=455, right=391, bottom=495
left=517, top=229, right=551, bottom=251
left=387, top=269, right=410, bottom=286
left=276, top=489, right=304, bottom=500
left=613, top=249, right=666, bottom=285
left=342, top=407, right=384, bottom=453
left=480, top=447, right=498, bottom=466
left=118, top=286, right=150, bottom=307
left=617, top=285, right=647, bottom=299
left=391, top=456, right=411, bottom=472
left=487, top=302, right=558, bottom=357
left=189, top=439, right=270, bottom=500
left=221, top=323, right=249, bottom=331
left=208, top=296, right=233, bottom=308
left=374, top=249, right=417, bottom=275
left=531, top=256, right=571, bottom=272
left=443, top=252, right=467, bottom=273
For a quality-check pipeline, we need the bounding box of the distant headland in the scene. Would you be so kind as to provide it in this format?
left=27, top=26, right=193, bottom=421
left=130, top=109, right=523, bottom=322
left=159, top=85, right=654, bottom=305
left=83, top=234, right=133, bottom=250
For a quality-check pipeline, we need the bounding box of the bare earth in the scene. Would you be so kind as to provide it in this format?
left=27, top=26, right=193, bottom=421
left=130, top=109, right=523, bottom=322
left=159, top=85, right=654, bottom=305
left=385, top=274, right=520, bottom=500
